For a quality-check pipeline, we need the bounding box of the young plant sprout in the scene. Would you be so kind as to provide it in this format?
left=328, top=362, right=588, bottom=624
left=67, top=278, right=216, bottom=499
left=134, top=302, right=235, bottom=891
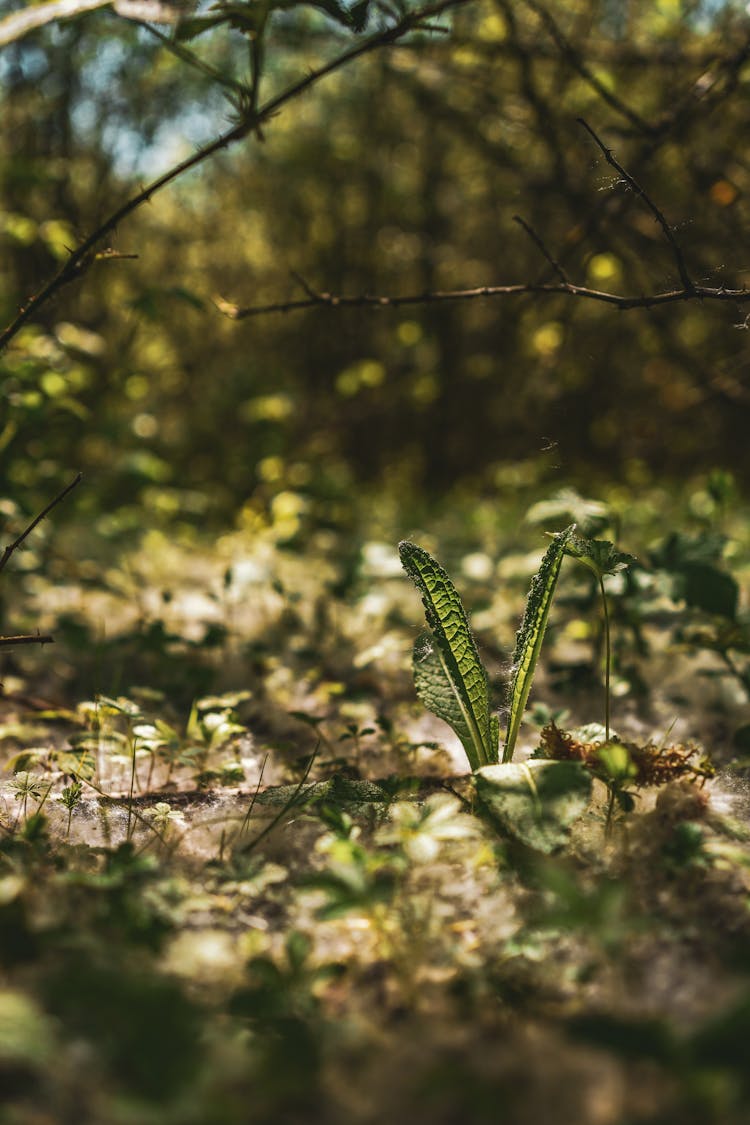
left=399, top=526, right=576, bottom=771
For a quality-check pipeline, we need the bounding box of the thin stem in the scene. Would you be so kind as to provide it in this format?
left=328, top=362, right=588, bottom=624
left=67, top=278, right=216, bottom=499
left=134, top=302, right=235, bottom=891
left=605, top=785, right=616, bottom=837
left=126, top=733, right=139, bottom=841
left=80, top=773, right=169, bottom=846
left=239, top=747, right=317, bottom=854
left=513, top=213, right=570, bottom=285
left=36, top=782, right=53, bottom=815
left=236, top=753, right=269, bottom=843
left=138, top=22, right=252, bottom=98
left=720, top=649, right=750, bottom=698
left=599, top=573, right=611, bottom=741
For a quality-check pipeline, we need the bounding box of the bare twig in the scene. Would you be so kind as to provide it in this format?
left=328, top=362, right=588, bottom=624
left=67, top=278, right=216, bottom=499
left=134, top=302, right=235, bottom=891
left=0, top=473, right=82, bottom=575
left=291, top=271, right=323, bottom=300
left=0, top=0, right=472, bottom=354
left=222, top=279, right=750, bottom=319
left=577, top=116, right=694, bottom=291
left=0, top=634, right=54, bottom=647
left=513, top=214, right=570, bottom=285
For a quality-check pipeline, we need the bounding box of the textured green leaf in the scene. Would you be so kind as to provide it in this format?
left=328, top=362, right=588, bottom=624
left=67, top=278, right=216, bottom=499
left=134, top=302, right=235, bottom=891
left=565, top=534, right=636, bottom=578
left=503, top=526, right=575, bottom=763
left=400, top=542, right=497, bottom=770
left=412, top=636, right=483, bottom=770
left=475, top=760, right=592, bottom=853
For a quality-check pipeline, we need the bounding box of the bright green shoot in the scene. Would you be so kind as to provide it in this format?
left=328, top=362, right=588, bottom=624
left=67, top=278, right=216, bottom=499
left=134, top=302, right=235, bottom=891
left=502, top=526, right=575, bottom=762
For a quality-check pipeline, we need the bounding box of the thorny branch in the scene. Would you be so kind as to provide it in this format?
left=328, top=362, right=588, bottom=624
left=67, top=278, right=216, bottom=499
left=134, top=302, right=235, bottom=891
left=225, top=119, right=749, bottom=321
left=0, top=635, right=54, bottom=648
left=0, top=0, right=472, bottom=355
left=576, top=117, right=694, bottom=292
left=221, top=279, right=750, bottom=319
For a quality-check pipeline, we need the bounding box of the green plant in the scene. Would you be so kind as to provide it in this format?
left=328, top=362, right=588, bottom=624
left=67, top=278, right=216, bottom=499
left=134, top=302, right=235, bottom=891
left=399, top=529, right=606, bottom=851
left=537, top=721, right=713, bottom=832
left=399, top=526, right=576, bottom=770
left=58, top=780, right=83, bottom=839
left=302, top=835, right=400, bottom=921
left=8, top=771, right=52, bottom=829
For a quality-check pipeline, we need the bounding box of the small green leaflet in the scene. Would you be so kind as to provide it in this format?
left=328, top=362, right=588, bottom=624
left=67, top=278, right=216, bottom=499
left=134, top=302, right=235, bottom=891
left=400, top=542, right=498, bottom=771
left=503, top=525, right=575, bottom=763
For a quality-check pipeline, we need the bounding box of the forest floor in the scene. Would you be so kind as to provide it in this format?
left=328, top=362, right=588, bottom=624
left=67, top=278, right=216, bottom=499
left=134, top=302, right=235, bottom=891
left=0, top=483, right=749, bottom=1125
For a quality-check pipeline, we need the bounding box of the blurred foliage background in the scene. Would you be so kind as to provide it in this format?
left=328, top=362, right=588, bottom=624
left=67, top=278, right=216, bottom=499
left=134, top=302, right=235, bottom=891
left=1, top=0, right=749, bottom=547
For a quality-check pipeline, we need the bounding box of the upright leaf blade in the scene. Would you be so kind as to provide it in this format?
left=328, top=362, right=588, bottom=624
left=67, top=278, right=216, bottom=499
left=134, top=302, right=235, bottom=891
left=503, top=525, right=575, bottom=763
left=400, top=542, right=497, bottom=770
left=412, top=635, right=483, bottom=770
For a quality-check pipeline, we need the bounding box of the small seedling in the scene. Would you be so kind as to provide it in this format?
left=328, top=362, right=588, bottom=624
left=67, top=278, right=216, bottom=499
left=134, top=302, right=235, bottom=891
left=143, top=802, right=186, bottom=846
left=9, top=770, right=51, bottom=828
left=59, top=779, right=83, bottom=839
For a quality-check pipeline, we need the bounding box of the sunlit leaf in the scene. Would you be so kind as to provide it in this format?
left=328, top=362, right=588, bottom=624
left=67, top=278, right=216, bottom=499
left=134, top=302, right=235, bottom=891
left=400, top=541, right=497, bottom=771
left=503, top=526, right=575, bottom=763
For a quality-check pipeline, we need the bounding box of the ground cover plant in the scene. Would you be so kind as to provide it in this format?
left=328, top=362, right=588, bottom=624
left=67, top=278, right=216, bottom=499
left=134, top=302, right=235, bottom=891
left=0, top=479, right=749, bottom=1124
